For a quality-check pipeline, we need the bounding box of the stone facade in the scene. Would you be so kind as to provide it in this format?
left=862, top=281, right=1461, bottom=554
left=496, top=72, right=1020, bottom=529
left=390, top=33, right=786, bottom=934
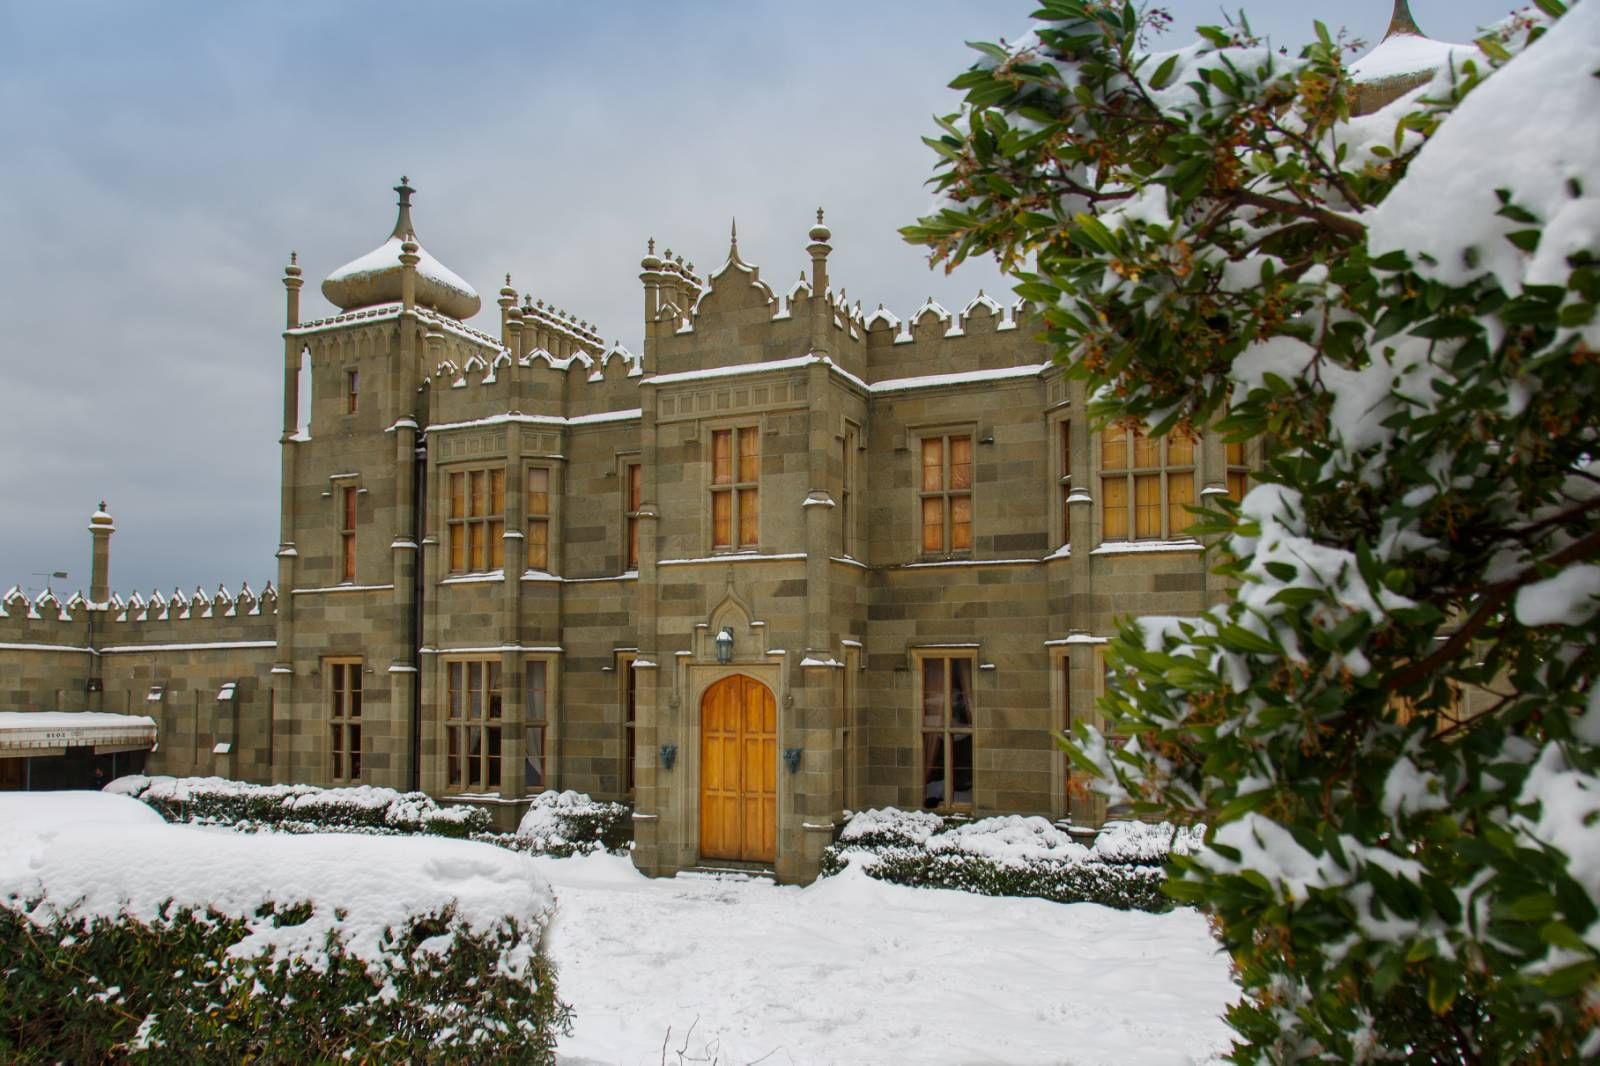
left=1, top=186, right=1244, bottom=884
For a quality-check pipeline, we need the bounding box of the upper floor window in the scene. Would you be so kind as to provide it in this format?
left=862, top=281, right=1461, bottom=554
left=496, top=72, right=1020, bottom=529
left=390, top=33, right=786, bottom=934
left=711, top=427, right=759, bottom=550
left=446, top=658, right=502, bottom=791
left=842, top=424, right=859, bottom=557
left=1101, top=424, right=1195, bottom=541
left=1058, top=420, right=1073, bottom=547
left=328, top=658, right=362, bottom=782
left=345, top=369, right=359, bottom=415
left=448, top=468, right=505, bottom=573
left=625, top=463, right=642, bottom=570
left=340, top=487, right=358, bottom=583
left=1226, top=440, right=1249, bottom=502
left=920, top=654, right=975, bottom=810
left=920, top=433, right=973, bottom=555
left=527, top=468, right=551, bottom=571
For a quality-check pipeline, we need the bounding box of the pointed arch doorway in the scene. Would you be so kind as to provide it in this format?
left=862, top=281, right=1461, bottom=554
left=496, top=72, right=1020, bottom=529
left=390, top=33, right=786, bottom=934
left=699, top=674, right=777, bottom=863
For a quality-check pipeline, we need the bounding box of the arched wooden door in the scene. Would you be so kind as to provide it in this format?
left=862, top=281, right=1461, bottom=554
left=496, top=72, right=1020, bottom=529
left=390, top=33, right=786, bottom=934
left=699, top=675, right=777, bottom=863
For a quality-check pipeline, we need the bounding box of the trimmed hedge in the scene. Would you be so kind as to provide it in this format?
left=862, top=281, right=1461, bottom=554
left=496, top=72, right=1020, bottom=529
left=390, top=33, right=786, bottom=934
left=488, top=789, right=632, bottom=858
left=821, top=809, right=1199, bottom=913
left=1, top=898, right=568, bottom=1064
left=111, top=775, right=491, bottom=839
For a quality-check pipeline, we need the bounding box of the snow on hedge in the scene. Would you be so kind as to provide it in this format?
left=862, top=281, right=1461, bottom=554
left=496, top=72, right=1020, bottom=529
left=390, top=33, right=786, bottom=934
left=838, top=807, right=1202, bottom=867
left=0, top=791, right=554, bottom=979
left=110, top=774, right=486, bottom=835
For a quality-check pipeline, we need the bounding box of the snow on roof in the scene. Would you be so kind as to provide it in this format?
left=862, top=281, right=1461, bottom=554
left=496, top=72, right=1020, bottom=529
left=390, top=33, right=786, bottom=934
left=0, top=711, right=156, bottom=750
left=1349, top=32, right=1474, bottom=83
left=869, top=362, right=1049, bottom=394
left=324, top=235, right=480, bottom=309
left=0, top=791, right=554, bottom=979
left=1368, top=2, right=1600, bottom=316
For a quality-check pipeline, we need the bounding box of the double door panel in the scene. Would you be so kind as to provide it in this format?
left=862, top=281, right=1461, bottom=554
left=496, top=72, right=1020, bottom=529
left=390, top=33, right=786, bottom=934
left=700, top=675, right=776, bottom=863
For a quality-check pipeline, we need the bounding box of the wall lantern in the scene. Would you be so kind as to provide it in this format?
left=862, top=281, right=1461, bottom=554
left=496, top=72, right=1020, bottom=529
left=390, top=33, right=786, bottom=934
left=659, top=744, right=678, bottom=771
left=715, top=626, right=735, bottom=664
left=783, top=747, right=802, bottom=774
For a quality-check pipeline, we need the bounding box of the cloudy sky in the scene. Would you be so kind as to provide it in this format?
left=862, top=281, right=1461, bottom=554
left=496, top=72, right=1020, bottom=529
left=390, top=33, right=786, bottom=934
left=0, top=0, right=1516, bottom=597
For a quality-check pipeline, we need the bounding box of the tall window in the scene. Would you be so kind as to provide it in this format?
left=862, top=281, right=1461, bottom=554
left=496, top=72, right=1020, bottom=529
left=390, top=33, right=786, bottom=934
left=920, top=655, right=975, bottom=810
left=448, top=468, right=505, bottom=573
left=1101, top=424, right=1195, bottom=540
left=1058, top=421, right=1073, bottom=546
left=841, top=425, right=858, bottom=557
left=625, top=463, right=642, bottom=570
left=340, top=487, right=358, bottom=583
left=446, top=659, right=502, bottom=791
left=620, top=652, right=638, bottom=793
left=920, top=434, right=973, bottom=555
left=1059, top=656, right=1072, bottom=806
left=711, top=427, right=759, bottom=550
left=841, top=647, right=860, bottom=810
left=329, top=659, right=362, bottom=782
left=345, top=369, right=359, bottom=414
left=1226, top=440, right=1249, bottom=502
left=527, top=468, right=550, bottom=571
left=525, top=659, right=548, bottom=790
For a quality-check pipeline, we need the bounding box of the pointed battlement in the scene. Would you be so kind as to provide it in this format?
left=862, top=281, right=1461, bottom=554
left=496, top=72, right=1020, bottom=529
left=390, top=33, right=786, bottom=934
left=0, top=579, right=277, bottom=649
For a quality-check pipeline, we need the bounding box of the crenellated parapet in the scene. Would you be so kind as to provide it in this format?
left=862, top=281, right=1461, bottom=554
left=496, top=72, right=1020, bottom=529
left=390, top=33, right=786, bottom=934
left=425, top=337, right=643, bottom=428
left=0, top=580, right=277, bottom=649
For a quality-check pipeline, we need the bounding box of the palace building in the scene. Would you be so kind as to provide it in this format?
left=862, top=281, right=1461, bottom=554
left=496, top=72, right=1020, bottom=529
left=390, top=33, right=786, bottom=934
left=0, top=180, right=1247, bottom=882
left=0, top=2, right=1451, bottom=882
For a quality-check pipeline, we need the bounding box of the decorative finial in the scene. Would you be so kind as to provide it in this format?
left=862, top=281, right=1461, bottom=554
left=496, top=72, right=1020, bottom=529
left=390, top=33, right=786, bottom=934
left=290, top=251, right=297, bottom=265
left=648, top=237, right=656, bottom=255
left=730, top=217, right=739, bottom=256
left=1384, top=0, right=1423, bottom=38
left=99, top=500, right=107, bottom=511
left=506, top=273, right=512, bottom=286
left=809, top=207, right=832, bottom=244
left=391, top=176, right=417, bottom=240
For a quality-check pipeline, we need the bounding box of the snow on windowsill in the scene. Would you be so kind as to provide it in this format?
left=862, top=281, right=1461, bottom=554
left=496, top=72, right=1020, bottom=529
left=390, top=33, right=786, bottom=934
left=1090, top=540, right=1203, bottom=556
left=659, top=553, right=805, bottom=567
left=441, top=571, right=505, bottom=585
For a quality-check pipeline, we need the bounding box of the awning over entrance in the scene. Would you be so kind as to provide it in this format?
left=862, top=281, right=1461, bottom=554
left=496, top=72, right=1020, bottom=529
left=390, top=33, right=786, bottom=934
left=0, top=711, right=158, bottom=756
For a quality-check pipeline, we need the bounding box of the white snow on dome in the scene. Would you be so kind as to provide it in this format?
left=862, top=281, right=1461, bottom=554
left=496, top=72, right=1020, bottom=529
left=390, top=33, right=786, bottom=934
left=325, top=235, right=479, bottom=302
left=1368, top=2, right=1600, bottom=305
left=1350, top=32, right=1474, bottom=83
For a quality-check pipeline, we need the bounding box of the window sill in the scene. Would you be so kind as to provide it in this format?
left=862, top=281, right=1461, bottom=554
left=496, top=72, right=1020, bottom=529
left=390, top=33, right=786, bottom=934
left=1089, top=539, right=1202, bottom=557
left=440, top=570, right=506, bottom=585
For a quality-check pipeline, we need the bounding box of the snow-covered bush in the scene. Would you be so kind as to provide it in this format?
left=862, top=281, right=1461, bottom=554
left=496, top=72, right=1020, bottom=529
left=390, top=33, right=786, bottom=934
left=821, top=809, right=1191, bottom=912
left=1089, top=821, right=1206, bottom=866
left=0, top=792, right=567, bottom=1062
left=112, top=774, right=491, bottom=838
left=907, top=1, right=1600, bottom=1058
left=836, top=806, right=947, bottom=849
left=493, top=789, right=631, bottom=857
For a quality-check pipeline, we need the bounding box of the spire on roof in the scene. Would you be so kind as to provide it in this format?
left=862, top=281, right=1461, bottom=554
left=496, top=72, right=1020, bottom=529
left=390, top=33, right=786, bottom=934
left=390, top=176, right=416, bottom=240
left=729, top=218, right=739, bottom=259
left=1384, top=0, right=1423, bottom=39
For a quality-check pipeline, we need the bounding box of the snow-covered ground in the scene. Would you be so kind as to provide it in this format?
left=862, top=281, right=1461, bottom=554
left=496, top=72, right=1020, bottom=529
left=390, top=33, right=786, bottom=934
left=536, top=853, right=1236, bottom=1065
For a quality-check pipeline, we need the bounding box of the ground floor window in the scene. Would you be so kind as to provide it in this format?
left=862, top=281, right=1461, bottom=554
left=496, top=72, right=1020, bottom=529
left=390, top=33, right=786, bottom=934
left=919, top=654, right=974, bottom=810
left=619, top=652, right=638, bottom=794
left=446, top=659, right=502, bottom=790
left=525, top=659, right=548, bottom=789
left=328, top=658, right=362, bottom=782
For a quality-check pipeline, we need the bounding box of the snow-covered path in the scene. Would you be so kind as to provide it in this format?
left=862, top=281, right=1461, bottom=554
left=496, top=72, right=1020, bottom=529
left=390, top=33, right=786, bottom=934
left=535, top=854, right=1236, bottom=1065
